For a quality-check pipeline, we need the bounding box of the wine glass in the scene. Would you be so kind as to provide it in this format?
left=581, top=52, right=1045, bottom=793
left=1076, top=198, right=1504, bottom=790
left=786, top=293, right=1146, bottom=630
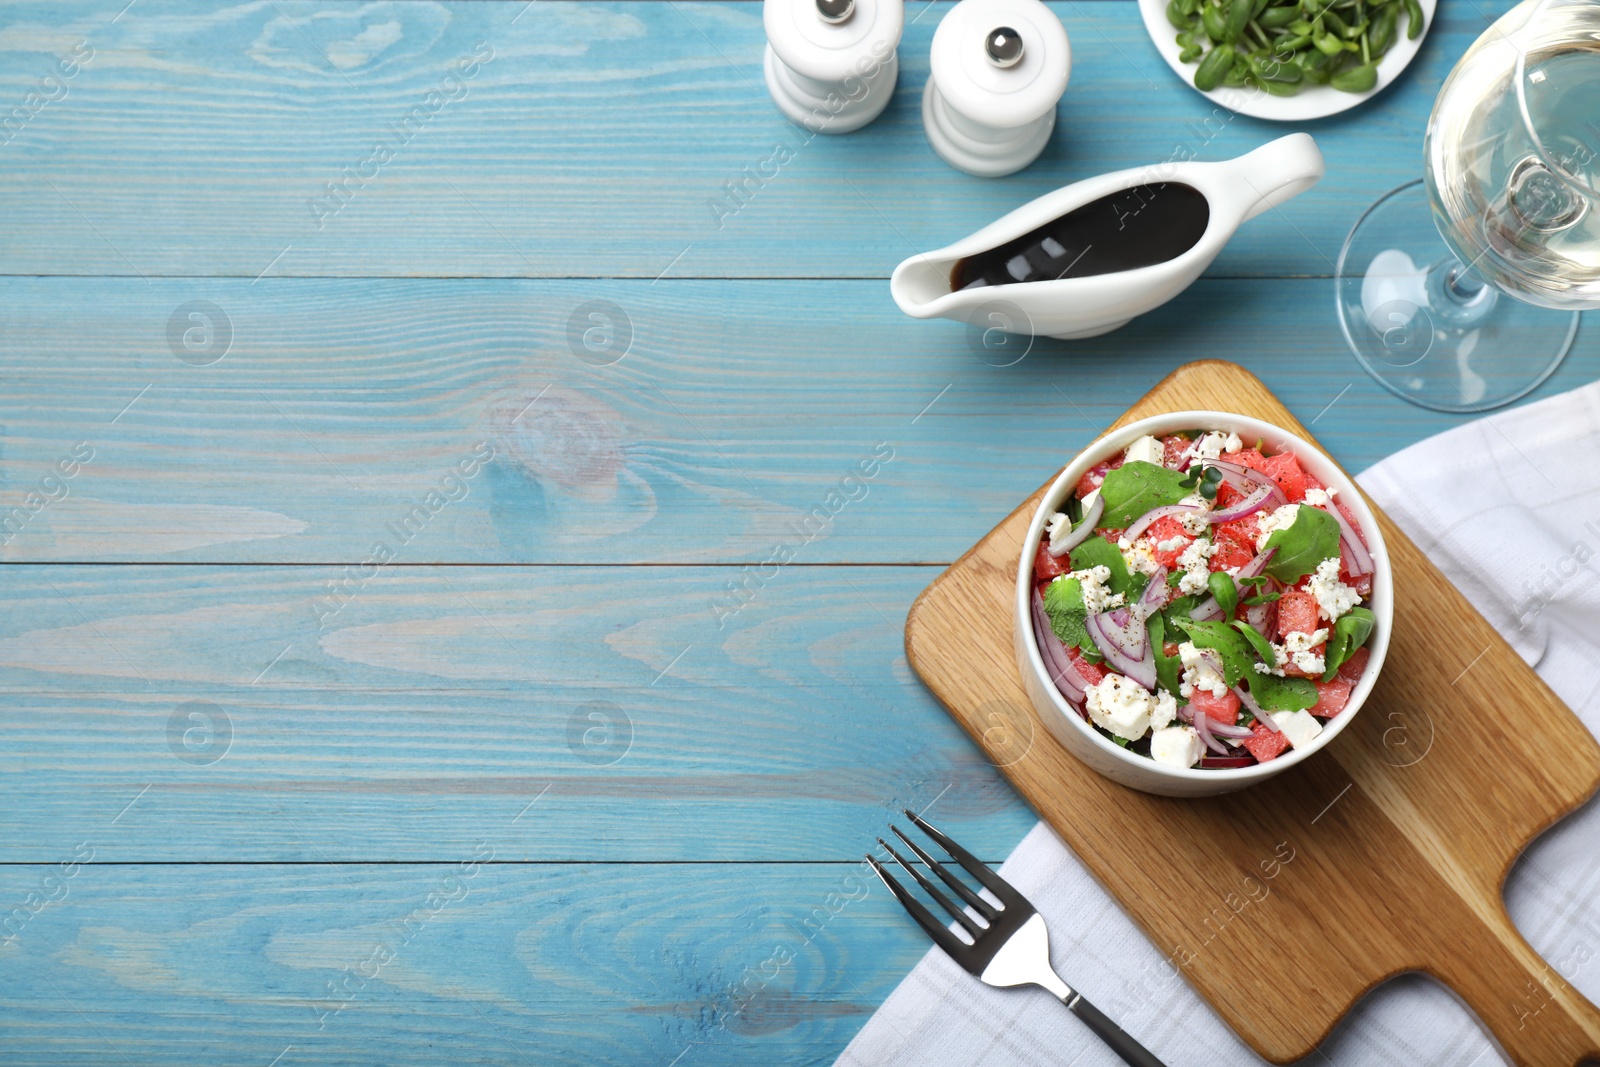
left=1336, top=0, right=1599, bottom=413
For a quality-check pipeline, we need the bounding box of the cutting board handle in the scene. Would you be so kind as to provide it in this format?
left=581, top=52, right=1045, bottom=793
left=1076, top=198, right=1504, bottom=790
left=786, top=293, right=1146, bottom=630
left=1430, top=900, right=1600, bottom=1066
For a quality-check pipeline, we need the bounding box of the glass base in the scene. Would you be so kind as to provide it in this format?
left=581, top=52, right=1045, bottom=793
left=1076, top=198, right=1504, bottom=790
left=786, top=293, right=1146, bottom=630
left=1335, top=181, right=1580, bottom=413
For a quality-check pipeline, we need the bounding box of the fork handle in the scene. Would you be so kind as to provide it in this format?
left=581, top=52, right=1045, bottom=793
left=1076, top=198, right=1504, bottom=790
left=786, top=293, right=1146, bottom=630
left=1062, top=991, right=1167, bottom=1067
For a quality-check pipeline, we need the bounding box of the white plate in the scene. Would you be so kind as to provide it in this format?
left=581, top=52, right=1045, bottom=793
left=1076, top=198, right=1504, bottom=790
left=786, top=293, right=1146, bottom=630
left=1135, top=0, right=1436, bottom=120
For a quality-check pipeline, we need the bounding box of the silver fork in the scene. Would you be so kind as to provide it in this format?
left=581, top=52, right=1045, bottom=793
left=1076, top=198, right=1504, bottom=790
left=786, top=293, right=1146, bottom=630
left=868, top=811, right=1166, bottom=1067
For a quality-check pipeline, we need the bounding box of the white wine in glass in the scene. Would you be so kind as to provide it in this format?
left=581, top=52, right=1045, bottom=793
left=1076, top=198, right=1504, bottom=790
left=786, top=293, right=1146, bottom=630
left=1337, top=0, right=1599, bottom=412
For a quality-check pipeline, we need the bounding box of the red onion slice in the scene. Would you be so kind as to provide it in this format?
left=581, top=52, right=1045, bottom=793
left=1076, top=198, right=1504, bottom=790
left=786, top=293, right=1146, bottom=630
left=1192, top=708, right=1228, bottom=755
left=1190, top=547, right=1276, bottom=622
left=1207, top=484, right=1275, bottom=524
left=1048, top=494, right=1105, bottom=558
left=1196, top=751, right=1254, bottom=767
left=1086, top=612, right=1156, bottom=690
left=1233, top=684, right=1280, bottom=732
left=1202, top=460, right=1288, bottom=512
left=1323, top=503, right=1373, bottom=577
left=1138, top=567, right=1170, bottom=614
left=1203, top=459, right=1275, bottom=492
left=1123, top=503, right=1202, bottom=545
left=1245, top=596, right=1277, bottom=636
left=1208, top=721, right=1257, bottom=739
left=1031, top=589, right=1088, bottom=705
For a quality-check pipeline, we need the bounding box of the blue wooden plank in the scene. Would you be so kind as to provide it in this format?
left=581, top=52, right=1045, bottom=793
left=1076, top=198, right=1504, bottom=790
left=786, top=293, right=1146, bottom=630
left=0, top=563, right=1037, bottom=861
left=0, top=861, right=931, bottom=1066
left=3, top=277, right=1593, bottom=564
left=0, top=0, right=1513, bottom=279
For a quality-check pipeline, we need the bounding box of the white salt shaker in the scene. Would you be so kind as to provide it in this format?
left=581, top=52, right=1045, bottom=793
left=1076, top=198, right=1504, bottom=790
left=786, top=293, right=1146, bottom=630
left=764, top=0, right=904, bottom=133
left=923, top=0, right=1070, bottom=176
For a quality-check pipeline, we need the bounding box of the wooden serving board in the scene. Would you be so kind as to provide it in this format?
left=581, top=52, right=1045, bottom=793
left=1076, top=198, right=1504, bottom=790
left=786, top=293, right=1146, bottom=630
left=905, top=361, right=1600, bottom=1065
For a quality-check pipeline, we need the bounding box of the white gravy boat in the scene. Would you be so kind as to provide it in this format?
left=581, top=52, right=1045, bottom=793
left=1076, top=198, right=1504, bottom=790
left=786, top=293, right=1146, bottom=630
left=890, top=133, right=1325, bottom=339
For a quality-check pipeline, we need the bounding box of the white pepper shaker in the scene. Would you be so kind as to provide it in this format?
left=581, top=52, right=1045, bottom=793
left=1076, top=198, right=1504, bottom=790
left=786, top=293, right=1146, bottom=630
left=764, top=0, right=904, bottom=133
left=923, top=0, right=1071, bottom=176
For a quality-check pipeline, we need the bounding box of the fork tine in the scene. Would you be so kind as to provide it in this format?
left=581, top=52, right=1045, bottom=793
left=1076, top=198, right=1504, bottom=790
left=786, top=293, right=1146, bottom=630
left=889, top=824, right=999, bottom=923
left=878, top=837, right=986, bottom=938
left=903, top=809, right=1016, bottom=903
left=865, top=854, right=974, bottom=966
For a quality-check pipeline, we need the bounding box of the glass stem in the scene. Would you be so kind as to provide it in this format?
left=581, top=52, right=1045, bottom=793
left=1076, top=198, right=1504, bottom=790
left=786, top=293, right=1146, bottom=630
left=1427, top=256, right=1500, bottom=325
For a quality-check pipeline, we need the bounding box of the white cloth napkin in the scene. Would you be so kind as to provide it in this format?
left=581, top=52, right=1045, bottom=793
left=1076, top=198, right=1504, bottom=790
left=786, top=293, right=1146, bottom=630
left=839, top=383, right=1600, bottom=1066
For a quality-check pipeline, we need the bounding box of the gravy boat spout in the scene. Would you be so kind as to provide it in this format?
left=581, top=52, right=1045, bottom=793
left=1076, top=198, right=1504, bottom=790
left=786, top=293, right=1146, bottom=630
left=890, top=133, right=1324, bottom=339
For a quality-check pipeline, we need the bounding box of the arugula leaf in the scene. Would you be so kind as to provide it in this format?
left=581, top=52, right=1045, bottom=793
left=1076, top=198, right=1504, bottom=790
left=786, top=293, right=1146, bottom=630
left=1263, top=506, right=1341, bottom=584
left=1239, top=575, right=1272, bottom=588
left=1096, top=461, right=1190, bottom=527
left=1148, top=613, right=1182, bottom=695
left=1242, top=591, right=1282, bottom=606
left=1172, top=617, right=1254, bottom=687
left=1209, top=571, right=1239, bottom=619
left=1230, top=619, right=1276, bottom=663
left=1160, top=594, right=1199, bottom=631
left=1248, top=674, right=1318, bottom=712
left=1320, top=606, right=1376, bottom=680
left=1042, top=577, right=1102, bottom=662
left=1069, top=536, right=1138, bottom=598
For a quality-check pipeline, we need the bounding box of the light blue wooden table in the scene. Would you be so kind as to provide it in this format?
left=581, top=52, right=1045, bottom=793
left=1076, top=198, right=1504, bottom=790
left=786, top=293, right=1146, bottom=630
left=0, top=1, right=1589, bottom=1063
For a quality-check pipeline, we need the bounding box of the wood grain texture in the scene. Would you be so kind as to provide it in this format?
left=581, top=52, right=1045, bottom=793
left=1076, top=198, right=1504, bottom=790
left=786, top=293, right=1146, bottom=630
left=2, top=277, right=1596, bottom=564
left=0, top=0, right=1514, bottom=279
left=905, top=361, right=1600, bottom=1065
left=0, top=563, right=1034, bottom=860
left=0, top=861, right=924, bottom=1067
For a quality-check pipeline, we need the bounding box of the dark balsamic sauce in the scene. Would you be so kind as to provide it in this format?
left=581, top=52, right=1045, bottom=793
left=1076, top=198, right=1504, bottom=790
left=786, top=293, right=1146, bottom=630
left=951, top=183, right=1210, bottom=291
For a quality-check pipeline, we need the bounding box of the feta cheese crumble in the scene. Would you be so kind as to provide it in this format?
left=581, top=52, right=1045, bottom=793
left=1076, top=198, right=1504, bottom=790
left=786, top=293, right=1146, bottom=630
left=1120, top=539, right=1165, bottom=580
left=1254, top=504, right=1302, bottom=552
left=1302, top=486, right=1336, bottom=508
left=1065, top=564, right=1125, bottom=615
left=1176, top=492, right=1210, bottom=535
left=1085, top=674, right=1156, bottom=741
left=1123, top=434, right=1166, bottom=467
left=1176, top=537, right=1215, bottom=595
left=1256, top=629, right=1327, bottom=676
left=1306, top=557, right=1362, bottom=622
left=1045, top=511, right=1069, bottom=544
left=1188, top=430, right=1243, bottom=463
left=1283, top=628, right=1328, bottom=673
left=1269, top=709, right=1324, bottom=749
left=1150, top=725, right=1204, bottom=768
left=1151, top=689, right=1178, bottom=731
left=1178, top=641, right=1229, bottom=699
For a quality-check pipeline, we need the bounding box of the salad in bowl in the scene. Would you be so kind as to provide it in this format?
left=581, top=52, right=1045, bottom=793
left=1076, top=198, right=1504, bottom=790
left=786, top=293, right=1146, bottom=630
left=1013, top=412, right=1391, bottom=796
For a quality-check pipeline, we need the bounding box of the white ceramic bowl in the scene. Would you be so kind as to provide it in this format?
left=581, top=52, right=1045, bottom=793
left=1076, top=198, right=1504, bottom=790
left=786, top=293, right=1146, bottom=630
left=1013, top=411, right=1393, bottom=796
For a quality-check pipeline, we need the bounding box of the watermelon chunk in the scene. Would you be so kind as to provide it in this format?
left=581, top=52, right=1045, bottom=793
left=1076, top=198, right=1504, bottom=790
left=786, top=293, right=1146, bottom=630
left=1276, top=590, right=1319, bottom=638
left=1034, top=542, right=1068, bottom=583
left=1221, top=448, right=1270, bottom=472
left=1144, top=515, right=1194, bottom=567
left=1210, top=516, right=1260, bottom=572
left=1161, top=435, right=1191, bottom=469
left=1260, top=453, right=1310, bottom=502
left=1337, top=646, right=1370, bottom=684
left=1242, top=719, right=1291, bottom=762
left=1188, top=687, right=1240, bottom=726
left=1310, top=676, right=1352, bottom=718
left=1068, top=646, right=1109, bottom=686
left=1075, top=456, right=1123, bottom=499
